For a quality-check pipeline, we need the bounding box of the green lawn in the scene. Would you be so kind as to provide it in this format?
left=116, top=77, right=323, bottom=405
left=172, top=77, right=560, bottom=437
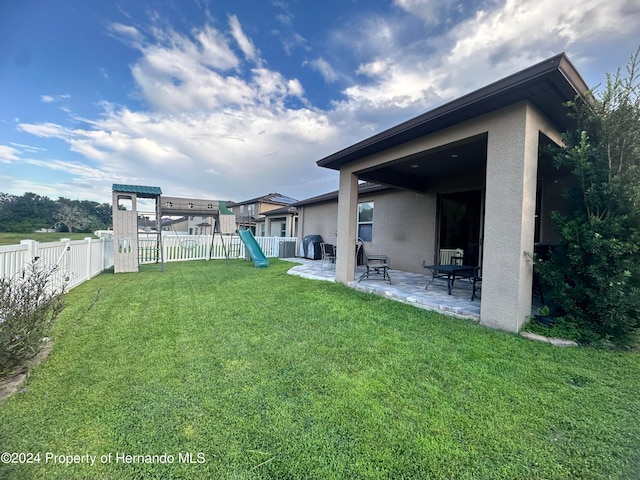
left=1, top=259, right=639, bottom=479
left=0, top=232, right=96, bottom=246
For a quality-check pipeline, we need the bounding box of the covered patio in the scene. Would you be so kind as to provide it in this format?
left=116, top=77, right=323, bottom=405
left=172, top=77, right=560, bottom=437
left=313, top=53, right=588, bottom=332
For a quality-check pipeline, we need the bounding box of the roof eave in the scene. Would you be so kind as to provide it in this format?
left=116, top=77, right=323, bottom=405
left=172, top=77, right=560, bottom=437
left=317, top=53, right=588, bottom=171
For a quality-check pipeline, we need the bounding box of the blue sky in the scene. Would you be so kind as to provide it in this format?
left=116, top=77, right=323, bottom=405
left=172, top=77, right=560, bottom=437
left=1, top=0, right=639, bottom=204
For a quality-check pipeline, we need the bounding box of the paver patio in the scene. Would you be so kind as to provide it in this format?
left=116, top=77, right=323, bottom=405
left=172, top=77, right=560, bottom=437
left=283, top=258, right=481, bottom=320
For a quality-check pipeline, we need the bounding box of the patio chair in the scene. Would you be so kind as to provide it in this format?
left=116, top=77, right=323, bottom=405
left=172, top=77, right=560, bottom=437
left=471, top=266, right=481, bottom=301
left=358, top=253, right=391, bottom=283
left=320, top=242, right=336, bottom=268
left=451, top=248, right=465, bottom=265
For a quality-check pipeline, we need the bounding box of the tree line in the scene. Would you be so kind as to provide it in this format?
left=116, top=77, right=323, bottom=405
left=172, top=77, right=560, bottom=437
left=0, top=192, right=112, bottom=233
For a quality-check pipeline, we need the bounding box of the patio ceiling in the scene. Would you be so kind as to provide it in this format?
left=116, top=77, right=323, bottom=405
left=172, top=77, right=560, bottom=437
left=356, top=134, right=488, bottom=191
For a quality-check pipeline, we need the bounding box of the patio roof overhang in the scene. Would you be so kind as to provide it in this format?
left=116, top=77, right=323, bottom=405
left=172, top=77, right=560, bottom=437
left=316, top=53, right=588, bottom=192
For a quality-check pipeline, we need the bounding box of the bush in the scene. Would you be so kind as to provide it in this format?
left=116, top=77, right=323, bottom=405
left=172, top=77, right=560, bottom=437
left=0, top=262, right=66, bottom=377
left=537, top=215, right=640, bottom=345
left=538, top=48, right=640, bottom=347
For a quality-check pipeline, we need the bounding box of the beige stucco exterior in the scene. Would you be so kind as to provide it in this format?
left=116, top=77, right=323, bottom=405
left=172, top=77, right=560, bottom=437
left=480, top=102, right=561, bottom=331
left=298, top=201, right=339, bottom=244
left=300, top=101, right=566, bottom=333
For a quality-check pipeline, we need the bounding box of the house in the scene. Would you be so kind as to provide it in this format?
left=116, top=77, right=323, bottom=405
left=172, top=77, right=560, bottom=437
left=161, top=216, right=189, bottom=233
left=186, top=216, right=213, bottom=235
left=261, top=204, right=299, bottom=237
left=301, top=53, right=588, bottom=333
left=227, top=193, right=298, bottom=235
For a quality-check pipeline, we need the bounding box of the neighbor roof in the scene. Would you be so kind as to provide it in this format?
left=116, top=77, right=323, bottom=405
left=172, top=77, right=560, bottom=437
left=227, top=192, right=297, bottom=207
left=262, top=205, right=299, bottom=217
left=294, top=182, right=392, bottom=207
left=317, top=53, right=589, bottom=171
left=112, top=184, right=162, bottom=198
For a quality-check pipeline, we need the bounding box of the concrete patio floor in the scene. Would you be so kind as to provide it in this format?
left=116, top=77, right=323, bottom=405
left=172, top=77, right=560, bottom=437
left=282, top=258, right=482, bottom=321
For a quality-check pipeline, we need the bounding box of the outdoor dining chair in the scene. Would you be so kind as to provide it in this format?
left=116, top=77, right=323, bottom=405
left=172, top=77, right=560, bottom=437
left=358, top=244, right=391, bottom=284
left=320, top=242, right=336, bottom=268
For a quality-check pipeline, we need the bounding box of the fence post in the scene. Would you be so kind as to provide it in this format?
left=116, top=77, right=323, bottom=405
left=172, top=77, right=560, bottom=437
left=85, top=237, right=93, bottom=280
left=20, top=239, right=37, bottom=262
left=100, top=237, right=105, bottom=271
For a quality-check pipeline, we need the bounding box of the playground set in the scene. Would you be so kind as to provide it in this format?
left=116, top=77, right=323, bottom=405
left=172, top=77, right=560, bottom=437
left=111, top=184, right=269, bottom=273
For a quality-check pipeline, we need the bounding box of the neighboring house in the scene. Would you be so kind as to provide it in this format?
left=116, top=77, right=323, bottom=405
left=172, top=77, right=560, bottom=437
left=161, top=216, right=188, bottom=233
left=261, top=204, right=299, bottom=237
left=304, top=53, right=588, bottom=333
left=227, top=193, right=297, bottom=235
left=186, top=216, right=213, bottom=235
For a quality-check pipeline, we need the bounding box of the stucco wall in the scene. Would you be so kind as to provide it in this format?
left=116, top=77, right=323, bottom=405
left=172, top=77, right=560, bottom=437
left=299, top=189, right=441, bottom=274
left=298, top=202, right=338, bottom=246
left=359, top=189, right=437, bottom=274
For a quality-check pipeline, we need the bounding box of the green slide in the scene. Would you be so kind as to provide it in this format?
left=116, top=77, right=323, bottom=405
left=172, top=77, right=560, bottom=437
left=237, top=229, right=269, bottom=268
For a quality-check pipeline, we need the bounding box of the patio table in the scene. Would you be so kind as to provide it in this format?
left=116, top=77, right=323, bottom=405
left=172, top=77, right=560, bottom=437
left=424, top=264, right=475, bottom=295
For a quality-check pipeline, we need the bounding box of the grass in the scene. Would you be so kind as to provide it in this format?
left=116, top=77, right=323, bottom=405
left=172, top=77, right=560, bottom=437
left=0, top=232, right=96, bottom=246
left=1, top=259, right=639, bottom=479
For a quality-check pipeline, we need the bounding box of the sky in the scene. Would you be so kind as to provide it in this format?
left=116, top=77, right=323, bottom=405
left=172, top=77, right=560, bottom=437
left=1, top=0, right=639, bottom=205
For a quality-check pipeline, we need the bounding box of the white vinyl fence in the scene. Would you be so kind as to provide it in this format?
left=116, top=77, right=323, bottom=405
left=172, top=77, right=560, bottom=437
left=0, top=238, right=114, bottom=292
left=1, top=234, right=298, bottom=290
left=139, top=234, right=298, bottom=264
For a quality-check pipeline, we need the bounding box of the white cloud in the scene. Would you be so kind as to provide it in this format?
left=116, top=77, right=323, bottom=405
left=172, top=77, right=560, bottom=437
left=330, top=0, right=640, bottom=122
left=0, top=145, right=19, bottom=163
left=20, top=122, right=73, bottom=139
left=14, top=1, right=640, bottom=203
left=356, top=59, right=391, bottom=78
left=306, top=57, right=339, bottom=83
left=40, top=94, right=71, bottom=104
left=108, top=22, right=144, bottom=47
left=17, top=96, right=343, bottom=201
left=228, top=14, right=258, bottom=61
left=9, top=142, right=45, bottom=153
left=25, top=158, right=120, bottom=182
left=393, top=0, right=454, bottom=24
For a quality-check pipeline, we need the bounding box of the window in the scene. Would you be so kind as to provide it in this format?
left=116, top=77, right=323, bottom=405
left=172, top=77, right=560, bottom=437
left=358, top=202, right=374, bottom=242
left=118, top=237, right=132, bottom=253
left=117, top=195, right=133, bottom=211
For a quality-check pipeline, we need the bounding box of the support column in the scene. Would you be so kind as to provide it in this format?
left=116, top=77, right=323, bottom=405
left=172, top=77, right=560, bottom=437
left=480, top=102, right=540, bottom=332
left=335, top=171, right=358, bottom=284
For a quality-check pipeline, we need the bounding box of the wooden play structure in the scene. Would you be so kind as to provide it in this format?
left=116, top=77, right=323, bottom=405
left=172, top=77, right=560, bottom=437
left=112, top=184, right=237, bottom=273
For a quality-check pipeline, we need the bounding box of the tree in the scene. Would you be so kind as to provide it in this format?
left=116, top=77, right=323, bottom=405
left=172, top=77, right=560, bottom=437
left=54, top=204, right=91, bottom=233
left=538, top=48, right=640, bottom=346
left=0, top=193, right=57, bottom=232
left=0, top=193, right=112, bottom=233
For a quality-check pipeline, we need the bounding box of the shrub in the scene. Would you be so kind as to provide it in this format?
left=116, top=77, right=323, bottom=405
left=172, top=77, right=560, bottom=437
left=538, top=48, right=640, bottom=347
left=0, top=262, right=66, bottom=377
